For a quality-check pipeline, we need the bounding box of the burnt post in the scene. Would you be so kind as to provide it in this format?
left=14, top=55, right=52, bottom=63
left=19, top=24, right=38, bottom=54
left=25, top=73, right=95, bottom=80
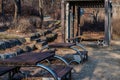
left=104, top=0, right=112, bottom=46
left=65, top=2, right=70, bottom=42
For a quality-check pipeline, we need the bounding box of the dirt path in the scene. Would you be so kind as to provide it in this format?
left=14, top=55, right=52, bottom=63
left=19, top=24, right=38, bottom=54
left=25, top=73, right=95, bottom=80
left=72, top=43, right=120, bottom=80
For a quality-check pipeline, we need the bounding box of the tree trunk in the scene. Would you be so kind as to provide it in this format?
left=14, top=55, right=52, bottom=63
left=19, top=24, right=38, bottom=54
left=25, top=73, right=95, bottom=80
left=13, top=0, right=21, bottom=23
left=0, top=0, right=4, bottom=17
left=39, top=0, right=44, bottom=29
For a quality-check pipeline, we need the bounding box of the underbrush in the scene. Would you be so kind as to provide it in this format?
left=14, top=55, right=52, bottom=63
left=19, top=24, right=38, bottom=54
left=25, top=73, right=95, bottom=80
left=10, top=16, right=42, bottom=33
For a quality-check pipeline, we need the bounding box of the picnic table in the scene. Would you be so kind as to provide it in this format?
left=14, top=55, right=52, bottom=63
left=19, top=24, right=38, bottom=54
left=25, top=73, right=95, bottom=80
left=0, top=50, right=72, bottom=80
left=41, top=43, right=88, bottom=64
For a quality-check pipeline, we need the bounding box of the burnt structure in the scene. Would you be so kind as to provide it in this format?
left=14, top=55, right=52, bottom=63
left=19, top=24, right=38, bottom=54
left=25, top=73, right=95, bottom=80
left=61, top=0, right=112, bottom=46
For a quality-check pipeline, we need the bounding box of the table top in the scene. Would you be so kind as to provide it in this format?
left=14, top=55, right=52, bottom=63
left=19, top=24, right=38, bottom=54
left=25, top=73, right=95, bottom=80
left=48, top=43, right=76, bottom=48
left=0, top=50, right=55, bottom=66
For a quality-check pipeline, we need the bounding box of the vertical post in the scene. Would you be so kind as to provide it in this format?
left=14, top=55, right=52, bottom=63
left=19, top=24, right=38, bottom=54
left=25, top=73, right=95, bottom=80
left=0, top=0, right=4, bottom=17
left=70, top=4, right=74, bottom=41
left=66, top=2, right=70, bottom=42
left=74, top=5, right=78, bottom=37
left=61, top=0, right=65, bottom=42
left=104, top=0, right=111, bottom=46
left=78, top=7, right=81, bottom=37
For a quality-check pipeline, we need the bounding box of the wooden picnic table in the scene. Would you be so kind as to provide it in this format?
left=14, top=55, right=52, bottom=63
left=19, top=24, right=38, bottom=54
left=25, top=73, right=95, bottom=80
left=0, top=50, right=71, bottom=80
left=41, top=43, right=88, bottom=64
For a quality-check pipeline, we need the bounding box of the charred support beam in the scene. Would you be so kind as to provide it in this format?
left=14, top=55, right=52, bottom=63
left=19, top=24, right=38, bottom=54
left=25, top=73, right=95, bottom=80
left=70, top=5, right=74, bottom=42
left=65, top=2, right=70, bottom=42
left=104, top=0, right=111, bottom=46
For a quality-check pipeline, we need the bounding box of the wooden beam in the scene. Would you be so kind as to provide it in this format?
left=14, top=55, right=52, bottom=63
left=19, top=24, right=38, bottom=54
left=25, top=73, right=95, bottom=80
left=104, top=0, right=111, bottom=46
left=61, top=0, right=65, bottom=42
left=65, top=2, right=70, bottom=42
left=74, top=5, right=78, bottom=37
left=70, top=5, right=74, bottom=41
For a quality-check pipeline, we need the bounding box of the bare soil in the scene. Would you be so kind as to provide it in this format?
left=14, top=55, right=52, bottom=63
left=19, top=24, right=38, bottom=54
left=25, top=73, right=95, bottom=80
left=71, top=42, right=120, bottom=80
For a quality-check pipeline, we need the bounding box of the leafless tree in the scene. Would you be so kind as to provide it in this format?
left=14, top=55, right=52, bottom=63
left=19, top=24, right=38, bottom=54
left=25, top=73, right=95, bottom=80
left=13, top=0, right=21, bottom=22
left=38, top=0, right=43, bottom=28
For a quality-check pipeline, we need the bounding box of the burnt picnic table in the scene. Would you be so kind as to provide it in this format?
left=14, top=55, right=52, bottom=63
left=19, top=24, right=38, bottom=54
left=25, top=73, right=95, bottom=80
left=41, top=43, right=88, bottom=64
left=0, top=50, right=71, bottom=80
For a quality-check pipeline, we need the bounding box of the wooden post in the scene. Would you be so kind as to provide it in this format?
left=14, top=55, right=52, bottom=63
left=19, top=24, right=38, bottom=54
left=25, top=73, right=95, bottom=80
left=74, top=5, right=78, bottom=37
left=70, top=5, right=74, bottom=41
left=65, top=2, right=70, bottom=42
left=61, top=0, right=65, bottom=42
left=104, top=0, right=111, bottom=46
left=78, top=7, right=81, bottom=37
left=73, top=5, right=75, bottom=38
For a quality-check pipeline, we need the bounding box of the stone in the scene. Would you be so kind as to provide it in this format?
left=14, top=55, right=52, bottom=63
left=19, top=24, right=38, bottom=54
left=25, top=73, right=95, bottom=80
left=25, top=38, right=31, bottom=43
left=0, top=42, right=6, bottom=50
left=16, top=48, right=25, bottom=55
left=40, top=36, right=47, bottom=41
left=35, top=41, right=48, bottom=50
left=33, top=39, right=41, bottom=44
left=30, top=33, right=40, bottom=40
left=4, top=52, right=17, bottom=59
left=28, top=44, right=37, bottom=50
left=18, top=38, right=26, bottom=44
left=22, top=46, right=32, bottom=52
left=0, top=54, right=4, bottom=60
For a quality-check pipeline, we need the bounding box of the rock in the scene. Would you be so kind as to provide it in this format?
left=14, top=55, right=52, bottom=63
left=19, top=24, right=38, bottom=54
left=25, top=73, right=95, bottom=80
left=40, top=36, right=47, bottom=41
left=0, top=54, right=4, bottom=60
left=46, top=33, right=57, bottom=42
left=16, top=48, right=25, bottom=55
left=22, top=46, right=32, bottom=52
left=18, top=38, right=26, bottom=44
left=28, top=44, right=36, bottom=51
left=4, top=52, right=17, bottom=59
left=0, top=42, right=6, bottom=50
left=9, top=39, right=17, bottom=47
left=35, top=41, right=48, bottom=50
left=4, top=41, right=11, bottom=48
left=25, top=38, right=31, bottom=43
left=30, top=33, right=40, bottom=40
left=33, top=39, right=41, bottom=44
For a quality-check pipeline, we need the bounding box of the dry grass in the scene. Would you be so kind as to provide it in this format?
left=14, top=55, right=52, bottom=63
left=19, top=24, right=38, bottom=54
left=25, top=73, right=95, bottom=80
left=0, top=33, right=20, bottom=39
left=112, top=19, right=120, bottom=40
left=10, top=16, right=42, bottom=33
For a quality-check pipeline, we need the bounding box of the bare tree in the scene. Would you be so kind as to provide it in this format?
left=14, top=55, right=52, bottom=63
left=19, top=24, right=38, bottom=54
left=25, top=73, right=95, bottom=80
left=0, top=0, right=4, bottom=17
left=13, top=0, right=21, bottom=22
left=39, top=0, right=43, bottom=28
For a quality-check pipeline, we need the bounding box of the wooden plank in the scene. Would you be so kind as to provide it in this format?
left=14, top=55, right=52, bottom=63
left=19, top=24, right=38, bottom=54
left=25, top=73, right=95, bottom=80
left=61, top=0, right=65, bottom=42
left=48, top=43, right=75, bottom=48
left=40, top=65, right=72, bottom=79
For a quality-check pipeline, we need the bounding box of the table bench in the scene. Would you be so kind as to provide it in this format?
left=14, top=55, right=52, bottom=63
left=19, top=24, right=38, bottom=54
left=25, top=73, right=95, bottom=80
left=41, top=43, right=88, bottom=64
left=0, top=50, right=72, bottom=80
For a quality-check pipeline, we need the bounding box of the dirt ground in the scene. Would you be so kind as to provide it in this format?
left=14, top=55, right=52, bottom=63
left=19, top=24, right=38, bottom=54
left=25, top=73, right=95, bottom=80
left=70, top=41, right=120, bottom=80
